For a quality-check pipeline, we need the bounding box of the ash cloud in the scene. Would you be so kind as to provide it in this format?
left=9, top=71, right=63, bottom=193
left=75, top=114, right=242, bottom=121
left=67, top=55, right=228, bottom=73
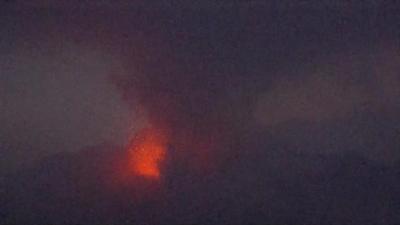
left=112, top=3, right=400, bottom=165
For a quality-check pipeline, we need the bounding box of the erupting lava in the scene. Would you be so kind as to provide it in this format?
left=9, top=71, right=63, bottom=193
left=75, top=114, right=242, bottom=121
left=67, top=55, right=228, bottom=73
left=128, top=128, right=167, bottom=179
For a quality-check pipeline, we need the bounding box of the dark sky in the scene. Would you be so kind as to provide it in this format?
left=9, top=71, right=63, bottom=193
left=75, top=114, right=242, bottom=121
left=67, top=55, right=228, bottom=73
left=1, top=1, right=400, bottom=225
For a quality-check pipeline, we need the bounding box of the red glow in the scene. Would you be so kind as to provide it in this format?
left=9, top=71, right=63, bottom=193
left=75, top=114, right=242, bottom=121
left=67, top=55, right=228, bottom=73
left=128, top=128, right=167, bottom=179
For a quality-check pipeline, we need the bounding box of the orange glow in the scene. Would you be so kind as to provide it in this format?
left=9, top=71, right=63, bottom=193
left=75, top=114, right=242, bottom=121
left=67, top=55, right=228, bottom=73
left=128, top=128, right=167, bottom=179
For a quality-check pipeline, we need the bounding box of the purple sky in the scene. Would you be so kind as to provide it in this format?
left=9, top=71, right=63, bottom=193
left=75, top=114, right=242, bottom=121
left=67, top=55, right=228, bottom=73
left=1, top=1, right=400, bottom=224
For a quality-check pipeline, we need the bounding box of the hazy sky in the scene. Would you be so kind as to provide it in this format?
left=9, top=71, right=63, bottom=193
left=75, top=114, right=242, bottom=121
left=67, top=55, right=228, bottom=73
left=1, top=0, right=399, bottom=171
left=0, top=4, right=147, bottom=171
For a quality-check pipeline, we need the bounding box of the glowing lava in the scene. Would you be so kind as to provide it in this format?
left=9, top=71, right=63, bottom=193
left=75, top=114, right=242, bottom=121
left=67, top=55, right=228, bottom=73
left=128, top=128, right=167, bottom=179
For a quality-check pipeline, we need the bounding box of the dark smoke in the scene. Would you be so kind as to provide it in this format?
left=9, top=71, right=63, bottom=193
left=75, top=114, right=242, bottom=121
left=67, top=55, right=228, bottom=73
left=112, top=2, right=400, bottom=166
